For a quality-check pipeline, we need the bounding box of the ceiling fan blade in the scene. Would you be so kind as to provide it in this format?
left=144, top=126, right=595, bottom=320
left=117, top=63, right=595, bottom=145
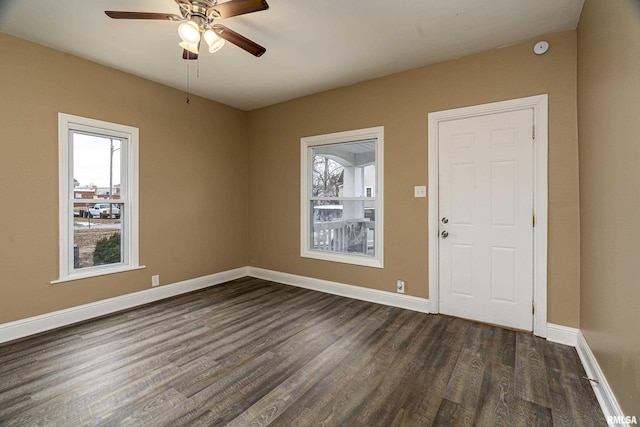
left=207, top=0, right=269, bottom=19
left=105, top=11, right=183, bottom=21
left=212, top=24, right=266, bottom=57
left=182, top=49, right=198, bottom=60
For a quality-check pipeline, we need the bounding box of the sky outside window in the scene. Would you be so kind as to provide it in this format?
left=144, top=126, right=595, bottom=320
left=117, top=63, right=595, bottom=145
left=73, top=133, right=121, bottom=188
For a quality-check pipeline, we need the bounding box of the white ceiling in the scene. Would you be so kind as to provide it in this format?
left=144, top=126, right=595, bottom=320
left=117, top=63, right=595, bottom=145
left=0, top=0, right=584, bottom=111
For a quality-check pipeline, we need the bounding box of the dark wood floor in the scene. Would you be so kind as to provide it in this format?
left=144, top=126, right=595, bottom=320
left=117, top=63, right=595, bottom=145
left=0, top=277, right=605, bottom=426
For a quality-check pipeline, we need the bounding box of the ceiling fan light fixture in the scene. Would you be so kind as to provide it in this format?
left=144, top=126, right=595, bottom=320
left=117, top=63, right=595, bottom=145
left=204, top=29, right=225, bottom=53
left=178, top=20, right=201, bottom=43
left=179, top=41, right=200, bottom=54
left=208, top=38, right=226, bottom=53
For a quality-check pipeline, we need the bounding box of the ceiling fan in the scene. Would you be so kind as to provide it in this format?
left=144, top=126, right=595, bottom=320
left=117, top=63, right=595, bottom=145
left=105, top=0, right=268, bottom=60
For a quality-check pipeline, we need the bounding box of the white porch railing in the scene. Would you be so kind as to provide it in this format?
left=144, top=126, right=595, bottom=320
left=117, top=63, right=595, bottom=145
left=313, top=219, right=374, bottom=255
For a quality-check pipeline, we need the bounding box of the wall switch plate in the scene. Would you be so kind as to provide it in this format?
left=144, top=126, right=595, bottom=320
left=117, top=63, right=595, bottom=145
left=414, top=186, right=427, bottom=198
left=151, top=275, right=160, bottom=287
left=397, top=280, right=405, bottom=294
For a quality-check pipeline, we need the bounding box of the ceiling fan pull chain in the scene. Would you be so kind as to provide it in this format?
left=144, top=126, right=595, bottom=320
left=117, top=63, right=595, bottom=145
left=186, top=61, right=191, bottom=105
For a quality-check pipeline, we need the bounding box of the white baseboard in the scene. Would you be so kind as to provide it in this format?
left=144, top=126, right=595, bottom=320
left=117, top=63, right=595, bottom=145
left=546, top=323, right=628, bottom=425
left=0, top=267, right=247, bottom=344
left=0, top=266, right=428, bottom=345
left=246, top=267, right=430, bottom=313
left=576, top=331, right=630, bottom=427
left=547, top=323, right=579, bottom=347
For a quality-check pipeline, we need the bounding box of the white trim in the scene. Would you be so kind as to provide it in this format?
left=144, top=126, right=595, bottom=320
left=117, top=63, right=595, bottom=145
left=546, top=324, right=628, bottom=425
left=427, top=94, right=549, bottom=337
left=300, top=126, right=384, bottom=269
left=247, top=267, right=429, bottom=313
left=546, top=323, right=579, bottom=347
left=0, top=267, right=247, bottom=344
left=50, top=265, right=147, bottom=284
left=576, top=332, right=630, bottom=427
left=2, top=266, right=429, bottom=344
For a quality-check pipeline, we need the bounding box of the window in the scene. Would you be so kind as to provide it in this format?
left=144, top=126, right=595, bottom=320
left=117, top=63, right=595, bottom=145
left=301, top=126, right=384, bottom=268
left=55, top=113, right=142, bottom=283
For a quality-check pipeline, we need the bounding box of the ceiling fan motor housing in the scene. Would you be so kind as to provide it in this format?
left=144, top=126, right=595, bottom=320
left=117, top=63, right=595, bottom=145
left=184, top=0, right=220, bottom=23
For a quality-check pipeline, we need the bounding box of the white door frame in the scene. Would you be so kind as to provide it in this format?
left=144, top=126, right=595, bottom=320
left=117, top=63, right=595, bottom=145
left=428, top=94, right=548, bottom=337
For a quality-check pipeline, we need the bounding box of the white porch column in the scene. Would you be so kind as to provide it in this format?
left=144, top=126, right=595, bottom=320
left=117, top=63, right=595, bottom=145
left=343, top=166, right=364, bottom=219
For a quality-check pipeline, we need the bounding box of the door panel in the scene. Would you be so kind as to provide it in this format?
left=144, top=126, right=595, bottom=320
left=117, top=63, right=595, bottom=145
left=491, top=160, right=517, bottom=226
left=490, top=246, right=517, bottom=302
left=438, top=109, right=534, bottom=331
left=450, top=163, right=474, bottom=224
left=451, top=244, right=473, bottom=296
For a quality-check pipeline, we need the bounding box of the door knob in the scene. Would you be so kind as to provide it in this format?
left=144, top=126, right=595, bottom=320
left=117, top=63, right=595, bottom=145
left=441, top=230, right=449, bottom=238
left=441, top=217, right=449, bottom=224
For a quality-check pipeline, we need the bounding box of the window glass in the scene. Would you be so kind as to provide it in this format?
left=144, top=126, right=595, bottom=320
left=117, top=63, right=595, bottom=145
left=72, top=134, right=123, bottom=269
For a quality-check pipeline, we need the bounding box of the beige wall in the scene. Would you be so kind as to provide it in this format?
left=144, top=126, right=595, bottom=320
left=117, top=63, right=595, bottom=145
left=578, top=0, right=640, bottom=415
left=0, top=33, right=249, bottom=323
left=248, top=30, right=581, bottom=327
left=0, top=30, right=582, bottom=329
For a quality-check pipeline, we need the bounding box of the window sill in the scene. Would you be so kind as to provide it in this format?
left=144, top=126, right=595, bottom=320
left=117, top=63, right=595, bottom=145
left=51, top=265, right=146, bottom=284
left=301, top=250, right=383, bottom=268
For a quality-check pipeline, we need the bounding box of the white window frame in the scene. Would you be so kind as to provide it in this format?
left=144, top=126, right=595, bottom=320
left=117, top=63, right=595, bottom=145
left=300, top=126, right=384, bottom=268
left=54, top=113, right=143, bottom=283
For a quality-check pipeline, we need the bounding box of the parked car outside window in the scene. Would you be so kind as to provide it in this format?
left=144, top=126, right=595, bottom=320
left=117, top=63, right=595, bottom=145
left=88, top=204, right=120, bottom=219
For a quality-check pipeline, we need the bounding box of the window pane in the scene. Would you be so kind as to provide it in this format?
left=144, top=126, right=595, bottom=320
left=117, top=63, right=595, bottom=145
left=73, top=132, right=121, bottom=198
left=311, top=155, right=343, bottom=197
left=71, top=131, right=124, bottom=270
left=309, top=139, right=377, bottom=258
left=311, top=200, right=375, bottom=256
left=73, top=202, right=123, bottom=269
left=311, top=140, right=375, bottom=198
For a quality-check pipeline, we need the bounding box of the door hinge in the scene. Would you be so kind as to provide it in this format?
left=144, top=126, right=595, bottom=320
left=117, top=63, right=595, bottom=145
left=532, top=214, right=535, bottom=227
left=532, top=301, right=535, bottom=315
left=532, top=126, right=536, bottom=140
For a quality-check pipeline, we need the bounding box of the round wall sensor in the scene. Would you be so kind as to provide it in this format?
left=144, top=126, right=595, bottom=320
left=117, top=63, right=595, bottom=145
left=534, top=41, right=549, bottom=55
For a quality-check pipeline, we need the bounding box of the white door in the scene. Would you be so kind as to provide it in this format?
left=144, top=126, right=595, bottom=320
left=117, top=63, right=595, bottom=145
left=438, top=109, right=534, bottom=331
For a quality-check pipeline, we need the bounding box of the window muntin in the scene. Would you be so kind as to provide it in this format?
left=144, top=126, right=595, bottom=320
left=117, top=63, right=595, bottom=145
left=56, top=114, right=141, bottom=282
left=301, top=127, right=383, bottom=268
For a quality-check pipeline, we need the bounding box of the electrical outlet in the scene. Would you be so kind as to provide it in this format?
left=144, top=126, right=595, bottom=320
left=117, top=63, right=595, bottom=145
left=151, top=275, right=160, bottom=287
left=396, top=280, right=405, bottom=294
